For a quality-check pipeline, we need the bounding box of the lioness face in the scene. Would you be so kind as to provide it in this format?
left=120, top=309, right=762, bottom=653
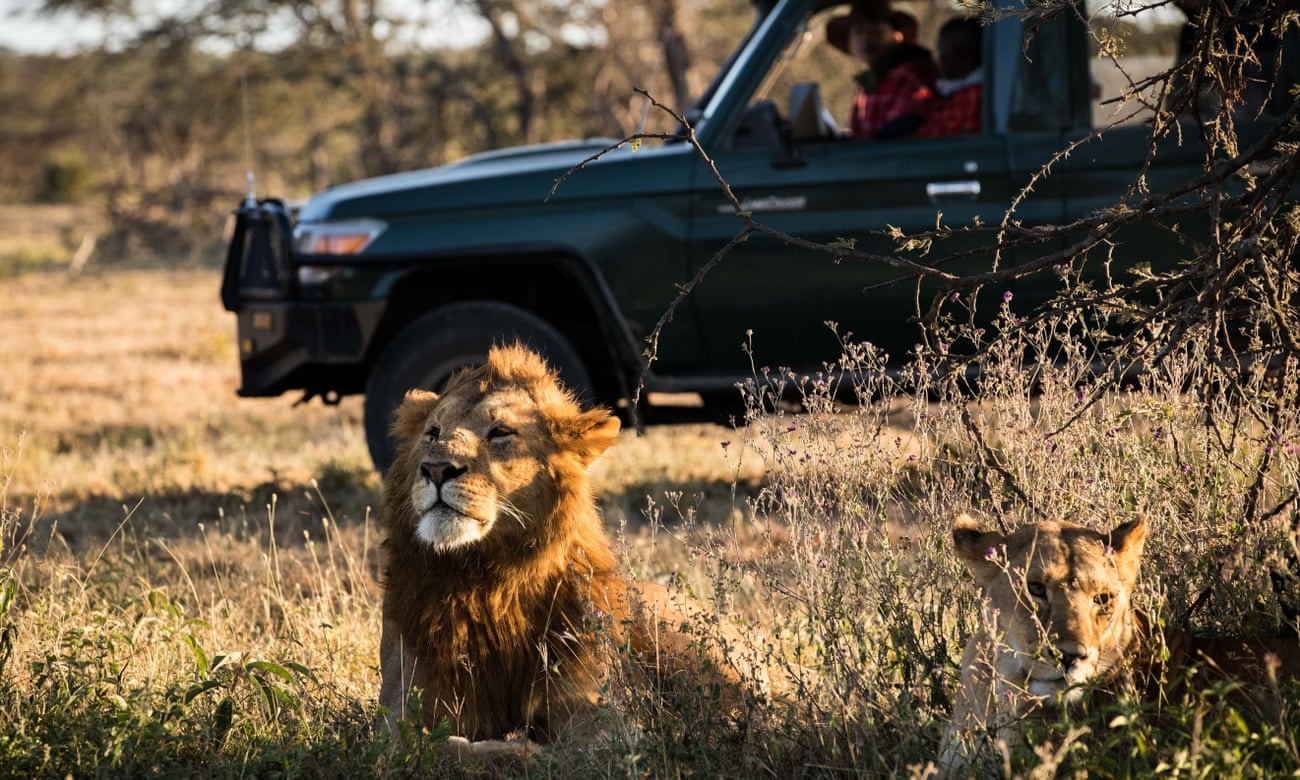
left=387, top=346, right=620, bottom=554
left=954, top=516, right=1147, bottom=704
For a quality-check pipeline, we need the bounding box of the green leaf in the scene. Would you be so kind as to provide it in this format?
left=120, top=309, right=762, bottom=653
left=246, top=660, right=294, bottom=682
left=183, top=678, right=222, bottom=704
left=181, top=634, right=209, bottom=675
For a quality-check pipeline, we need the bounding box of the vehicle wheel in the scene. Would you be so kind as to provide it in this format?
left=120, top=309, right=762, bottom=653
left=363, top=301, right=592, bottom=473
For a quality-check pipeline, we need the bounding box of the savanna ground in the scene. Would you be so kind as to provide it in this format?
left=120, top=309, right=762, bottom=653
left=3, top=237, right=1300, bottom=776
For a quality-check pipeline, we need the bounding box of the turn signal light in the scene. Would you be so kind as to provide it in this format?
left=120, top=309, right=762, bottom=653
left=294, top=219, right=386, bottom=255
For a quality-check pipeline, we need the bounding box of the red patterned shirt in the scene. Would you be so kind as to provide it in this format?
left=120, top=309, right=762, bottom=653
left=916, top=82, right=983, bottom=137
left=848, top=48, right=938, bottom=140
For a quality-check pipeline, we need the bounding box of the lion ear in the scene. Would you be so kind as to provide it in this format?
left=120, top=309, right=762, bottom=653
left=1108, top=516, right=1148, bottom=583
left=952, top=513, right=1004, bottom=580
left=556, top=408, right=621, bottom=466
left=390, top=389, right=440, bottom=442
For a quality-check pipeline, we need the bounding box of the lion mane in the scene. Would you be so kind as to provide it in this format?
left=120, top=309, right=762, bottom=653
left=377, top=343, right=753, bottom=752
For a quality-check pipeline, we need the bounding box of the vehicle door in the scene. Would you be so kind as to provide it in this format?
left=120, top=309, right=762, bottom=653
left=1055, top=2, right=1299, bottom=314
left=683, top=0, right=1066, bottom=375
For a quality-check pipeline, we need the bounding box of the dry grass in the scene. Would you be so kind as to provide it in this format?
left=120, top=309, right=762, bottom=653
left=0, top=205, right=101, bottom=274
left=0, top=267, right=781, bottom=776
left=2, top=268, right=1299, bottom=777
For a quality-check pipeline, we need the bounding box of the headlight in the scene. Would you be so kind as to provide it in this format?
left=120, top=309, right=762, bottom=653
left=294, top=218, right=386, bottom=255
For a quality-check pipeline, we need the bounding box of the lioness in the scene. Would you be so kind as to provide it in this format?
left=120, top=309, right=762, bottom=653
left=377, top=343, right=756, bottom=759
left=941, top=513, right=1300, bottom=774
left=938, top=514, right=1148, bottom=772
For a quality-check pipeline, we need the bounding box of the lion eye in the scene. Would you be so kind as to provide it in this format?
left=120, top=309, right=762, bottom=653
left=1094, top=592, right=1113, bottom=611
left=426, top=425, right=441, bottom=440
left=487, top=425, right=516, bottom=441
left=1027, top=582, right=1047, bottom=599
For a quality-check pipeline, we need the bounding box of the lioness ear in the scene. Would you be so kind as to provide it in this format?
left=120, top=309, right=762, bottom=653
left=390, top=389, right=440, bottom=442
left=952, top=513, right=1004, bottom=579
left=557, top=408, right=621, bottom=466
left=1107, top=516, right=1148, bottom=583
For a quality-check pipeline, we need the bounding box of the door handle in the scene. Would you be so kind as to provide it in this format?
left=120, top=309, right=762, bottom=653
left=926, top=180, right=981, bottom=200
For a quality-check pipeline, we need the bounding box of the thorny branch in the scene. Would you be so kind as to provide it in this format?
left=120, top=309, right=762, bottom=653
left=959, top=407, right=1038, bottom=529
left=552, top=3, right=1299, bottom=450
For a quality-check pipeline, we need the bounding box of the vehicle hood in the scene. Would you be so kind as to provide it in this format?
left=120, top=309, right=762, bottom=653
left=297, top=138, right=626, bottom=222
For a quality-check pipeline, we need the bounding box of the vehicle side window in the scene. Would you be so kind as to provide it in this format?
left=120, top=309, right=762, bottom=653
left=1087, top=0, right=1297, bottom=128
left=1086, top=4, right=1180, bottom=128
left=731, top=1, right=989, bottom=147
left=1008, top=13, right=1078, bottom=132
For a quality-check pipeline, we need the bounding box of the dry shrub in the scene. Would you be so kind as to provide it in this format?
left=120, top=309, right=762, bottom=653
left=2, top=274, right=1298, bottom=776
left=584, top=307, right=1300, bottom=776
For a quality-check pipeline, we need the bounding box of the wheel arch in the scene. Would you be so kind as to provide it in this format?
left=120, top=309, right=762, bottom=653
left=366, top=251, right=643, bottom=405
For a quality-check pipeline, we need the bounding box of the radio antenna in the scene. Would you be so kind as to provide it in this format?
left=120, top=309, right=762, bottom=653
left=241, top=70, right=256, bottom=207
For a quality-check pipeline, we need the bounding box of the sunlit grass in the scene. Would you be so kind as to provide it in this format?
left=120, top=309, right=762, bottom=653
left=2, top=268, right=1298, bottom=776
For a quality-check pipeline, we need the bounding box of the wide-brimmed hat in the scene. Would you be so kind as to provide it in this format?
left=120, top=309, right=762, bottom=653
left=826, top=0, right=892, bottom=55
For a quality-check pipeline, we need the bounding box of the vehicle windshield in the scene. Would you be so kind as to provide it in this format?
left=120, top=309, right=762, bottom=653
left=695, top=0, right=976, bottom=145
left=681, top=8, right=771, bottom=132
left=751, top=21, right=814, bottom=106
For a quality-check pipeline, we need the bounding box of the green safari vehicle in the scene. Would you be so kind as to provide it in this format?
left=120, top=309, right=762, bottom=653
left=220, top=0, right=1299, bottom=471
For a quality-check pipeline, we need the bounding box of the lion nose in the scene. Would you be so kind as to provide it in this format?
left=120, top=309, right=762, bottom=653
left=419, top=461, right=466, bottom=486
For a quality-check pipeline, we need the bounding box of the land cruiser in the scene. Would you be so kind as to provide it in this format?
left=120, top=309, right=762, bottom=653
left=220, top=0, right=1298, bottom=471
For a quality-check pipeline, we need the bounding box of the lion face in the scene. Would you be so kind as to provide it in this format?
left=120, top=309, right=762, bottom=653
left=953, top=515, right=1147, bottom=704
left=405, top=384, right=548, bottom=550
left=385, top=344, right=620, bottom=554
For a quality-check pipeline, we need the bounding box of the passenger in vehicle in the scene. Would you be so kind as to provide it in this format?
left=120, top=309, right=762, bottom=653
left=916, top=16, right=983, bottom=137
left=887, top=9, right=919, bottom=45
left=827, top=0, right=938, bottom=139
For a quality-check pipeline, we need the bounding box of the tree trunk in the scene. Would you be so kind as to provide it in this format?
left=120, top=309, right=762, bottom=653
left=655, top=0, right=693, bottom=113
left=474, top=0, right=536, bottom=144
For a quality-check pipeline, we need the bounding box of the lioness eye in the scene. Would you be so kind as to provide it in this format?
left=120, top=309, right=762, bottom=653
left=487, top=425, right=516, bottom=440
left=1027, top=582, right=1047, bottom=599
left=1094, top=592, right=1113, bottom=610
left=426, top=425, right=441, bottom=440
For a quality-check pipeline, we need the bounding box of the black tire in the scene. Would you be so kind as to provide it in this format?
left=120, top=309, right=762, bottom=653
left=363, top=301, right=592, bottom=473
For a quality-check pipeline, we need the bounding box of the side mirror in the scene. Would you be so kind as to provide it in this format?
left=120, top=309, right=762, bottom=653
left=788, top=82, right=840, bottom=143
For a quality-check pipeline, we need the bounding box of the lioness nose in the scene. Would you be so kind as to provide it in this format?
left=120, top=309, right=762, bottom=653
left=420, top=461, right=466, bottom=486
left=1057, top=649, right=1085, bottom=672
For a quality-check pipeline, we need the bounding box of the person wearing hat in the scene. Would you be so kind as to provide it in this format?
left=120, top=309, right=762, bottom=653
left=887, top=9, right=920, bottom=45
left=827, top=0, right=938, bottom=139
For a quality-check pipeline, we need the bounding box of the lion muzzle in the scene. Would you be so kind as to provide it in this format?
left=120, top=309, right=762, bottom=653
left=410, top=460, right=495, bottom=550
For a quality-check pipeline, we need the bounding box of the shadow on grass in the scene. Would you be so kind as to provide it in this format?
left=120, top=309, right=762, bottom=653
left=5, top=464, right=767, bottom=563
left=601, top=476, right=766, bottom=530
left=5, top=462, right=378, bottom=560
left=0, top=675, right=427, bottom=779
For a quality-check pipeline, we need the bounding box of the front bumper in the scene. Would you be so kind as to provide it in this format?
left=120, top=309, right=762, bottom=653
left=221, top=198, right=382, bottom=397
left=233, top=300, right=382, bottom=397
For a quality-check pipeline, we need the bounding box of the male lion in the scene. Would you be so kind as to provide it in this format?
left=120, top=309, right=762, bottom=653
left=940, top=513, right=1300, bottom=775
left=377, top=343, right=757, bottom=758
